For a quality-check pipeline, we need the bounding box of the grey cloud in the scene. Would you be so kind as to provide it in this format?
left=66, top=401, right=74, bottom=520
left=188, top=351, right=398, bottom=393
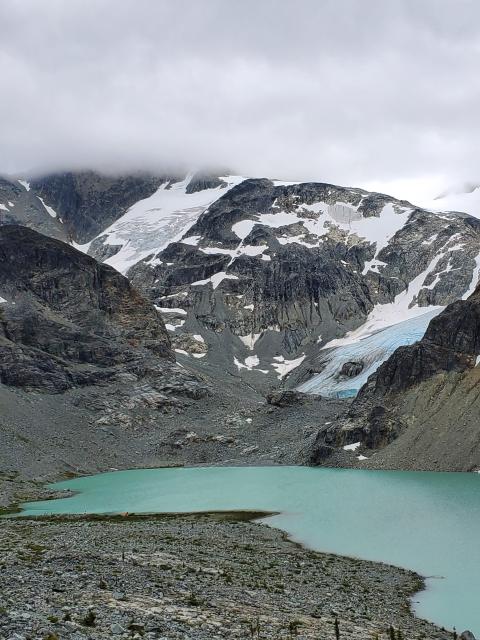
left=1, top=0, right=479, bottom=201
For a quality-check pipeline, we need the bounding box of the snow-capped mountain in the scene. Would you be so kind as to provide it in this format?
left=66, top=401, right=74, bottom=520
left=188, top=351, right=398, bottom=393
left=124, top=178, right=480, bottom=393
left=2, top=170, right=480, bottom=397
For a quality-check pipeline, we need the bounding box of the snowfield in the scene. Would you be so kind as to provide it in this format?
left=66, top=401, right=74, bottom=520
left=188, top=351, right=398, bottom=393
left=88, top=174, right=246, bottom=274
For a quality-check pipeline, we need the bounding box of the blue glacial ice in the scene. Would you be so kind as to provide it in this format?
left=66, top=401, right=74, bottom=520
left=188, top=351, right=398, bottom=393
left=298, top=309, right=441, bottom=398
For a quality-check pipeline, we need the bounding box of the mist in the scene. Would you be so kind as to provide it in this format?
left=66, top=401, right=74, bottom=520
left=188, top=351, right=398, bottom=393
left=1, top=0, right=479, bottom=202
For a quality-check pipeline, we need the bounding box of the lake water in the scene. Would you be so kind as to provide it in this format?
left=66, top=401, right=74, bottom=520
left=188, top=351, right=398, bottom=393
left=20, top=466, right=480, bottom=635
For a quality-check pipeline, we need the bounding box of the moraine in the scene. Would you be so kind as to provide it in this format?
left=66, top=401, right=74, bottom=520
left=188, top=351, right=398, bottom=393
left=20, top=465, right=480, bottom=636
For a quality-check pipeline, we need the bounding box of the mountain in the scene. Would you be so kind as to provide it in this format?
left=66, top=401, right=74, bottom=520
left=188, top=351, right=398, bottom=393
left=306, top=282, right=480, bottom=471
left=125, top=178, right=480, bottom=394
left=3, top=171, right=480, bottom=399
left=0, top=224, right=214, bottom=483
left=1, top=169, right=480, bottom=479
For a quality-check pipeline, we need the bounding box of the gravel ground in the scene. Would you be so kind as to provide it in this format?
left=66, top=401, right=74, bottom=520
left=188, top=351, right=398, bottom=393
left=0, top=513, right=453, bottom=640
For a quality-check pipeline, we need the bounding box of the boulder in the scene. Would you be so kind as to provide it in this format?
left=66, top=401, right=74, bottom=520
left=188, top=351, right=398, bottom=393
left=266, top=390, right=308, bottom=407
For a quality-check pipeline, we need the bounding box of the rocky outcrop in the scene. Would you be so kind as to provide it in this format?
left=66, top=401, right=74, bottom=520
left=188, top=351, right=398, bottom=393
left=185, top=171, right=227, bottom=194
left=0, top=176, right=68, bottom=242
left=29, top=171, right=174, bottom=242
left=340, top=361, right=364, bottom=377
left=0, top=225, right=209, bottom=400
left=266, top=389, right=308, bottom=407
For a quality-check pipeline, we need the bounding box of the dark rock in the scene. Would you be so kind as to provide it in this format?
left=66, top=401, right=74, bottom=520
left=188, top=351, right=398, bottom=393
left=185, top=171, right=227, bottom=194
left=339, top=361, right=364, bottom=377
left=0, top=225, right=176, bottom=392
left=266, top=390, right=308, bottom=407
left=29, top=171, right=177, bottom=243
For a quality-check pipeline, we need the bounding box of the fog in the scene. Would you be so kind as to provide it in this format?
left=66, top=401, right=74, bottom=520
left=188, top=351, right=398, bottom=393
left=1, top=0, right=479, bottom=201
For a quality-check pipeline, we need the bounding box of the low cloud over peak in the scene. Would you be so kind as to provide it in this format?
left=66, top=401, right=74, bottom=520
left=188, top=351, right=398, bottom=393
left=1, top=0, right=479, bottom=202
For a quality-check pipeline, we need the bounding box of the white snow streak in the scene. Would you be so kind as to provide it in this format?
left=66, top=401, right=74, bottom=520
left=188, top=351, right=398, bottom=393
left=37, top=196, right=58, bottom=218
left=191, top=272, right=239, bottom=290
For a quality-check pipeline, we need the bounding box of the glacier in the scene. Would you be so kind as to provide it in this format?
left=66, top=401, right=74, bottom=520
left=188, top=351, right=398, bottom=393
left=298, top=309, right=441, bottom=398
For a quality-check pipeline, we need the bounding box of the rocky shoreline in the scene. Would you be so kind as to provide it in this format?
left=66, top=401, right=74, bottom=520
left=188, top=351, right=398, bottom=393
left=0, top=511, right=456, bottom=640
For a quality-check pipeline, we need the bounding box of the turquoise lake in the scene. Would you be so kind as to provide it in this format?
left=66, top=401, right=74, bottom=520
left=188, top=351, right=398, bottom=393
left=20, top=466, right=480, bottom=635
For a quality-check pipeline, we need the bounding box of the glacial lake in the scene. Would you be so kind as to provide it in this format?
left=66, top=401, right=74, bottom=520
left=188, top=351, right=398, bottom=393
left=20, top=466, right=480, bottom=635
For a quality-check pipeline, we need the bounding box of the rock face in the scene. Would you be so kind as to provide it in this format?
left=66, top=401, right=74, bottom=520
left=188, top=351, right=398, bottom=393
left=0, top=176, right=67, bottom=242
left=29, top=171, right=173, bottom=242
left=0, top=225, right=206, bottom=397
left=306, top=283, right=480, bottom=470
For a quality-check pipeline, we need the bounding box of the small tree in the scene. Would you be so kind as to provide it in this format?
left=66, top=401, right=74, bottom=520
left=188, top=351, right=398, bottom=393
left=389, top=625, right=395, bottom=640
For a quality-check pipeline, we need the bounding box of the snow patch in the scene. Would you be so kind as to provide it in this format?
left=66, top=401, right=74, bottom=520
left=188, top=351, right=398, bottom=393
left=234, top=355, right=262, bottom=371
left=37, top=196, right=57, bottom=218
left=231, top=219, right=257, bottom=240
left=462, top=252, right=480, bottom=299
left=18, top=179, right=30, bottom=191
left=343, top=442, right=361, bottom=451
left=154, top=306, right=187, bottom=315
left=191, top=272, right=239, bottom=290
left=181, top=235, right=202, bottom=246
left=272, top=355, right=305, bottom=379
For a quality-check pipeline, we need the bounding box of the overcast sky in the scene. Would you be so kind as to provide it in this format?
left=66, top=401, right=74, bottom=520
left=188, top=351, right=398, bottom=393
left=1, top=0, right=479, bottom=202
